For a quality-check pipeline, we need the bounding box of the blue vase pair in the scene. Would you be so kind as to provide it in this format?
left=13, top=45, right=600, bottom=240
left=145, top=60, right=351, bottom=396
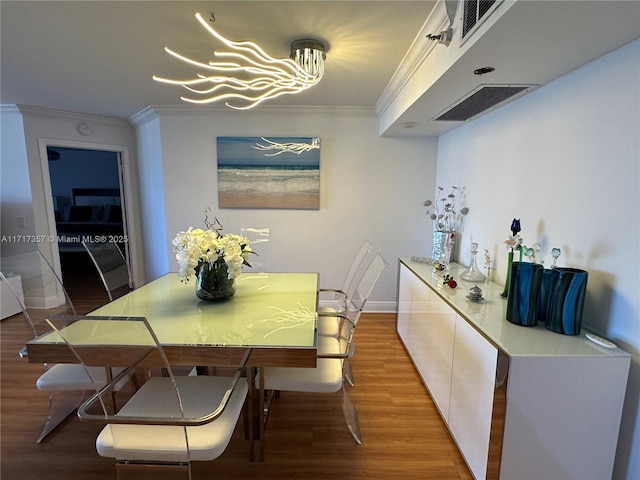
left=506, top=262, right=588, bottom=335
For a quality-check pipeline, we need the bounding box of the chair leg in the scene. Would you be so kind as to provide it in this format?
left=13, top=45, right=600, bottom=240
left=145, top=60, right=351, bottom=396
left=341, top=386, right=362, bottom=445
left=259, top=369, right=265, bottom=462
left=36, top=390, right=86, bottom=443
left=262, top=389, right=278, bottom=428
left=245, top=368, right=255, bottom=462
left=343, top=359, right=355, bottom=387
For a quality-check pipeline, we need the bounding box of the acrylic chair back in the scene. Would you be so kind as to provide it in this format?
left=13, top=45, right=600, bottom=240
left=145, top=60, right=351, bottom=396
left=345, top=253, right=388, bottom=324
left=319, top=239, right=373, bottom=315
left=82, top=240, right=131, bottom=301
left=241, top=227, right=270, bottom=273
left=341, top=239, right=374, bottom=302
left=335, top=253, right=387, bottom=368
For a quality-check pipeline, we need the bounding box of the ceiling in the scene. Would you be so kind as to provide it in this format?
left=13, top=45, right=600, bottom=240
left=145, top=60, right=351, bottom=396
left=0, top=1, right=436, bottom=119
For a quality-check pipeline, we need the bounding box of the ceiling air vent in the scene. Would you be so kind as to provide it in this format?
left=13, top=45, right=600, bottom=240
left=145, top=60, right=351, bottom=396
left=435, top=85, right=536, bottom=122
left=462, top=0, right=499, bottom=39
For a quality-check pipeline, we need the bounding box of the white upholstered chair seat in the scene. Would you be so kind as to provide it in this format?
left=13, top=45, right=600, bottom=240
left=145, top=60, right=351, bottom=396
left=258, top=254, right=386, bottom=446
left=316, top=313, right=340, bottom=337
left=96, top=375, right=248, bottom=463
left=36, top=365, right=130, bottom=392
left=260, top=358, right=343, bottom=394
left=257, top=332, right=362, bottom=444
left=317, top=304, right=344, bottom=316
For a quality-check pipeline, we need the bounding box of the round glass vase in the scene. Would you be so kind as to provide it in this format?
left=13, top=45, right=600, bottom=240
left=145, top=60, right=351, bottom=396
left=460, top=242, right=486, bottom=282
left=432, top=231, right=455, bottom=272
left=195, top=260, right=236, bottom=301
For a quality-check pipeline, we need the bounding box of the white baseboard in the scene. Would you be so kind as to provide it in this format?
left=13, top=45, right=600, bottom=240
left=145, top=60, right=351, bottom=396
left=23, top=293, right=65, bottom=310
left=362, top=301, right=397, bottom=313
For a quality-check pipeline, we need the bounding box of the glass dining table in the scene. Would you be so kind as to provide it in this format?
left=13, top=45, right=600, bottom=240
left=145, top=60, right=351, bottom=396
left=25, top=271, right=319, bottom=462
left=26, top=272, right=319, bottom=369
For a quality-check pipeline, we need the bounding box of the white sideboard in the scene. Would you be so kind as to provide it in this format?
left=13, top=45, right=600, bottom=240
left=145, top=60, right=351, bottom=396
left=1, top=274, right=24, bottom=320
left=397, top=258, right=630, bottom=480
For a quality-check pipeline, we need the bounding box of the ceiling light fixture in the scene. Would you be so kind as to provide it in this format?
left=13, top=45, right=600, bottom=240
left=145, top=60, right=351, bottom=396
left=153, top=12, right=326, bottom=110
left=426, top=30, right=452, bottom=46
left=426, top=0, right=457, bottom=47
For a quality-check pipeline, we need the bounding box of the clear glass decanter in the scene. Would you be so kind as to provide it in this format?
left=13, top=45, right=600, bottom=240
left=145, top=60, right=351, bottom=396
left=460, top=242, right=486, bottom=282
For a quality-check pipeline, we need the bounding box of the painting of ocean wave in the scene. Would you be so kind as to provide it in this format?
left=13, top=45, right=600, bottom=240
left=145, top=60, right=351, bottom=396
left=217, top=137, right=320, bottom=209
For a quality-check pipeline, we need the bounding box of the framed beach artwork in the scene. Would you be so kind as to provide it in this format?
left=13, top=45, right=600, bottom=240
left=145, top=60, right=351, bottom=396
left=217, top=136, right=320, bottom=209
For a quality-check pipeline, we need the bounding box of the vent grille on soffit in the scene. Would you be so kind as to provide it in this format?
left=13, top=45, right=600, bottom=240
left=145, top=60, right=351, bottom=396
left=434, top=85, right=537, bottom=122
left=463, top=0, right=499, bottom=39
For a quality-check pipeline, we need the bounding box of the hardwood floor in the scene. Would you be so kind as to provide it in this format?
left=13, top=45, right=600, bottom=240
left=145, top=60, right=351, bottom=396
left=1, top=273, right=473, bottom=480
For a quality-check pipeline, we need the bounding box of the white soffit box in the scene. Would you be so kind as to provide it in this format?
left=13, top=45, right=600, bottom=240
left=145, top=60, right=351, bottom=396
left=379, top=0, right=640, bottom=137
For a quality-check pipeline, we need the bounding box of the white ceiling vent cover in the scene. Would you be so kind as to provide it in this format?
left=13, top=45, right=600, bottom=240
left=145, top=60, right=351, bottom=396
left=434, top=84, right=537, bottom=122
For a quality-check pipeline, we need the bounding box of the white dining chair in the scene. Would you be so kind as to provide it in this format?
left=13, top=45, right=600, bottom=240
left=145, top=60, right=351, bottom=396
left=0, top=250, right=132, bottom=443
left=257, top=254, right=388, bottom=448
left=46, top=314, right=252, bottom=479
left=257, top=313, right=360, bottom=449
left=318, top=253, right=388, bottom=388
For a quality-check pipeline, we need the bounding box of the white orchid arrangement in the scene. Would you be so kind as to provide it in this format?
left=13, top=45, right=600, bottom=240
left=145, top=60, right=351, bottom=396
left=424, top=185, right=469, bottom=232
left=172, top=212, right=252, bottom=282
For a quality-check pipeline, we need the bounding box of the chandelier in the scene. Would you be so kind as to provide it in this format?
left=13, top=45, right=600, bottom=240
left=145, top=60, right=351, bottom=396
left=153, top=13, right=326, bottom=110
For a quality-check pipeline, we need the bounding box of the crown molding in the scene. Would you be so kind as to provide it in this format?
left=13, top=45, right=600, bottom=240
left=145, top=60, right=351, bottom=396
left=129, top=104, right=377, bottom=127
left=128, top=106, right=159, bottom=127
left=10, top=104, right=129, bottom=125
left=375, top=1, right=450, bottom=118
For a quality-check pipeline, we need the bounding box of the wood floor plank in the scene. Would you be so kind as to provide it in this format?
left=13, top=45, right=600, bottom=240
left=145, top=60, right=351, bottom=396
left=1, top=272, right=472, bottom=479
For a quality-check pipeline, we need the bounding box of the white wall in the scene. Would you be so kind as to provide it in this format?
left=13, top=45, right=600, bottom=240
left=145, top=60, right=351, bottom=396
left=134, top=107, right=438, bottom=310
left=132, top=112, right=168, bottom=281
left=0, top=106, right=32, bottom=253
left=436, top=39, right=640, bottom=480
left=0, top=106, right=143, bottom=287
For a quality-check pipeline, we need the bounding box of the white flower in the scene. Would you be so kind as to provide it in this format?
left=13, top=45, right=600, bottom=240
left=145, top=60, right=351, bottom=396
left=504, top=235, right=522, bottom=250
left=172, top=226, right=251, bottom=281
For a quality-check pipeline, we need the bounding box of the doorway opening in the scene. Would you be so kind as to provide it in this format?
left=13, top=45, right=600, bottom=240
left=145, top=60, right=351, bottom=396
left=46, top=146, right=127, bottom=289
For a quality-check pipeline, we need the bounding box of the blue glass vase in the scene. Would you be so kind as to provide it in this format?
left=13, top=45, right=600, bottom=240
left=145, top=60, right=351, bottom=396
left=536, top=268, right=554, bottom=323
left=545, top=267, right=588, bottom=335
left=506, top=262, right=543, bottom=326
